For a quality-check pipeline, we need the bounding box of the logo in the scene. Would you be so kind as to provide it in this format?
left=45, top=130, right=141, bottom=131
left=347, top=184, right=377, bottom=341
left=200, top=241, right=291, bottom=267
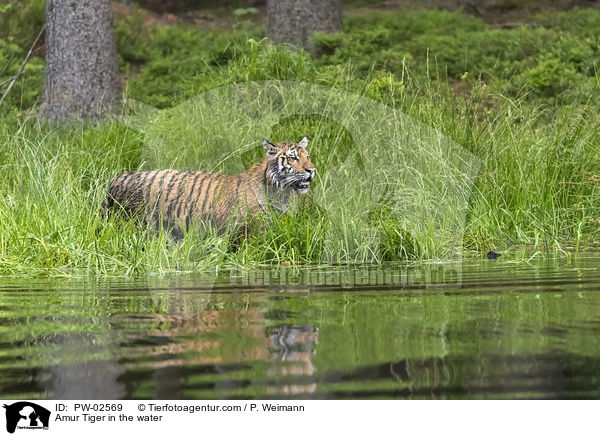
left=3, top=402, right=50, bottom=434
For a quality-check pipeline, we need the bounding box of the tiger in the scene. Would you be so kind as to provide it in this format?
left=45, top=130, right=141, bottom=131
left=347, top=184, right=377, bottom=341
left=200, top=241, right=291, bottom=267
left=101, top=137, right=316, bottom=238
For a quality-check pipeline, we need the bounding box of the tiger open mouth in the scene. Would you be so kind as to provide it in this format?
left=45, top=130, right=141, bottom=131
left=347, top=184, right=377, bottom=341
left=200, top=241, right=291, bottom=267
left=292, top=179, right=311, bottom=193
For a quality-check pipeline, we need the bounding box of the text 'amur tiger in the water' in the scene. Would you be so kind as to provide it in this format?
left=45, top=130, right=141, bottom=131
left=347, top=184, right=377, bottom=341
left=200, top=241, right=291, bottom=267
left=101, top=137, right=316, bottom=238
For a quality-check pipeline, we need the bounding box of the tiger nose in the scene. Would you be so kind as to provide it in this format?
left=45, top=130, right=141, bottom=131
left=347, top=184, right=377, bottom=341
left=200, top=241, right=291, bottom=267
left=305, top=166, right=315, bottom=179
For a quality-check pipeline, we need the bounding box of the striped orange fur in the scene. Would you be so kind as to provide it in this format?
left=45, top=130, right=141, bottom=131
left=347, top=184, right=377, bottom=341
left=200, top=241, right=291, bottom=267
left=101, top=137, right=316, bottom=238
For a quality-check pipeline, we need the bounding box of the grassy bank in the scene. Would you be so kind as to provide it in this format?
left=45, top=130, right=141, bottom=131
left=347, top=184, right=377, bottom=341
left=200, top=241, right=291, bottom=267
left=0, top=5, right=599, bottom=276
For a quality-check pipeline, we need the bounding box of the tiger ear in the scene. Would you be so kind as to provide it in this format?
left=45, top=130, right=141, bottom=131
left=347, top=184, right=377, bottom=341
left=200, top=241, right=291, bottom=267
left=298, top=136, right=309, bottom=149
left=263, top=139, right=277, bottom=155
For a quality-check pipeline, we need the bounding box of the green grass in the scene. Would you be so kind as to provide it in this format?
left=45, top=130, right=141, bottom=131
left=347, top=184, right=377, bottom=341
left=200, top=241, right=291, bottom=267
left=0, top=6, right=599, bottom=276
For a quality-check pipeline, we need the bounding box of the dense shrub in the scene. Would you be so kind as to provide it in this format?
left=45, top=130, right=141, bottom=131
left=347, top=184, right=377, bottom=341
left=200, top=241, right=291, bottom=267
left=0, top=0, right=45, bottom=113
left=0, top=0, right=45, bottom=48
left=312, top=8, right=600, bottom=104
left=0, top=37, right=44, bottom=113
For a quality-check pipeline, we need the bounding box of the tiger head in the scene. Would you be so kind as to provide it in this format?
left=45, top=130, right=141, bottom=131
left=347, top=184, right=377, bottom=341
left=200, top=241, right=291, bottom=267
left=263, top=137, right=316, bottom=194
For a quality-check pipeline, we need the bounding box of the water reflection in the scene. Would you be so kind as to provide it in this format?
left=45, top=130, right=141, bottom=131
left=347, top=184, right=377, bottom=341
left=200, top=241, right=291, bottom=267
left=268, top=325, right=319, bottom=395
left=1, top=257, right=600, bottom=399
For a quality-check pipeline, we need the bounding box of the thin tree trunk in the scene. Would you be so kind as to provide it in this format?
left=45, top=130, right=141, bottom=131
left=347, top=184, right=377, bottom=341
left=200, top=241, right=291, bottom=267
left=266, top=0, right=342, bottom=49
left=39, top=0, right=121, bottom=123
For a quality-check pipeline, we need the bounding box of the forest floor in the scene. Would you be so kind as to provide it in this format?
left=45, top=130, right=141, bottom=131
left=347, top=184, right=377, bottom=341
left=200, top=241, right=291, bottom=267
left=111, top=0, right=600, bottom=30
left=357, top=0, right=600, bottom=25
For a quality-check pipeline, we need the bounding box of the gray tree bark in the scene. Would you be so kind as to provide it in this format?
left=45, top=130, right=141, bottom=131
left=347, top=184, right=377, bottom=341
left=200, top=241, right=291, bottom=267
left=266, top=0, right=342, bottom=49
left=39, top=0, right=121, bottom=123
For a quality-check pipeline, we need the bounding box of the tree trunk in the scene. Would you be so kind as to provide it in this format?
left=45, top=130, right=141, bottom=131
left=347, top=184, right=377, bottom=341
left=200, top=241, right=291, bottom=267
left=39, top=0, right=121, bottom=123
left=266, top=0, right=342, bottom=49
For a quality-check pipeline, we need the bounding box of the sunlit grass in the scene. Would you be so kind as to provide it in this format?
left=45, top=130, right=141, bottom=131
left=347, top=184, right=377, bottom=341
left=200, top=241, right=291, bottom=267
left=1, top=8, right=600, bottom=276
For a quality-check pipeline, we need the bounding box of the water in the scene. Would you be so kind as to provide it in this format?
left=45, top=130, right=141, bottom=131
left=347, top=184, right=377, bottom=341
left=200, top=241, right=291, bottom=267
left=1, top=257, right=600, bottom=399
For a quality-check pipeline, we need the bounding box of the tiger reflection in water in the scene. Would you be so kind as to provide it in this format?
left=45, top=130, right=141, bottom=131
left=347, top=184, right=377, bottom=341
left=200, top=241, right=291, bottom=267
left=268, top=324, right=319, bottom=395
left=110, top=285, right=318, bottom=396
